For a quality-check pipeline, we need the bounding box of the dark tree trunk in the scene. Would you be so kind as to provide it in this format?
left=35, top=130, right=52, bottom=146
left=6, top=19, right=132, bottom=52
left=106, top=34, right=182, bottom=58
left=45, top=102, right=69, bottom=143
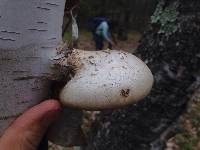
left=85, top=0, right=200, bottom=150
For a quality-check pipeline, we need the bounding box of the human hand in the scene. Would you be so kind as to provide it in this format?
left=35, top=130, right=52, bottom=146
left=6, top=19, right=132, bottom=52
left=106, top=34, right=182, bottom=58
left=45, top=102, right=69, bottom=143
left=0, top=100, right=61, bottom=150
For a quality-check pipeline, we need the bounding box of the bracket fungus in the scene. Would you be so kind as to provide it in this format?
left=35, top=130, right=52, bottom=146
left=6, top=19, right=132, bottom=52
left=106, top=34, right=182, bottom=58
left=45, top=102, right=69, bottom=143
left=59, top=49, right=154, bottom=110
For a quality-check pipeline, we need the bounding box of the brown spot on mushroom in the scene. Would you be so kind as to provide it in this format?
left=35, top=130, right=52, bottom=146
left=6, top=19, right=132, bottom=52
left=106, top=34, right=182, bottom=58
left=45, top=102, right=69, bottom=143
left=88, top=56, right=94, bottom=59
left=89, top=61, right=94, bottom=65
left=122, top=66, right=127, bottom=69
left=91, top=73, right=97, bottom=76
left=108, top=60, right=113, bottom=64
left=121, top=89, right=130, bottom=97
left=120, top=56, right=125, bottom=60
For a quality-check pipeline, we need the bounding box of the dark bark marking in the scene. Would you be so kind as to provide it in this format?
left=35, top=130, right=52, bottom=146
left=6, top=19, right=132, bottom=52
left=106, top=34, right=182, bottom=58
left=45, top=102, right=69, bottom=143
left=31, top=87, right=42, bottom=91
left=25, top=56, right=41, bottom=59
left=41, top=46, right=55, bottom=49
left=36, top=6, right=51, bottom=11
left=0, top=113, right=21, bottom=120
left=48, top=37, right=57, bottom=40
left=37, top=21, right=48, bottom=24
left=0, top=37, right=15, bottom=41
left=0, top=58, right=12, bottom=61
left=45, top=2, right=59, bottom=6
left=17, top=100, right=30, bottom=105
left=28, top=28, right=48, bottom=32
left=1, top=30, right=20, bottom=35
left=13, top=76, right=45, bottom=81
left=12, top=70, right=28, bottom=73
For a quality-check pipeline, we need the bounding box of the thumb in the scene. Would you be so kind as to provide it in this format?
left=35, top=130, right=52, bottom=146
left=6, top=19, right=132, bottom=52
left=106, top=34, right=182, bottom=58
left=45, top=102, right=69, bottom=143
left=0, top=100, right=61, bottom=150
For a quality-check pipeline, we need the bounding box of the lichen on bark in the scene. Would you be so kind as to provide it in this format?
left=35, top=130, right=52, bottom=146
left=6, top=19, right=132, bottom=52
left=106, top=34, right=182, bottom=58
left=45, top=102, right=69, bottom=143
left=151, top=0, right=179, bottom=35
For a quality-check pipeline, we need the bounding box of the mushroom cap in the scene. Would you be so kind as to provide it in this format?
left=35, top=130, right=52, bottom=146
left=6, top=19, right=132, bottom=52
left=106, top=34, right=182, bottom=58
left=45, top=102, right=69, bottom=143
left=60, top=49, right=154, bottom=110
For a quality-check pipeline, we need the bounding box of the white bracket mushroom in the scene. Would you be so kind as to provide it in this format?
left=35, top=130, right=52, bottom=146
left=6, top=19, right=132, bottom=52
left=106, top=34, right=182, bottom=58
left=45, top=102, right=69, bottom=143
left=59, top=49, right=154, bottom=110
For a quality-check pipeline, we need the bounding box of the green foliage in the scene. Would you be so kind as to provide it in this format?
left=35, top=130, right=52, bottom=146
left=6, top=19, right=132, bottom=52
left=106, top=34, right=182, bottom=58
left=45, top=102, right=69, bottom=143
left=63, top=30, right=71, bottom=42
left=151, top=0, right=179, bottom=36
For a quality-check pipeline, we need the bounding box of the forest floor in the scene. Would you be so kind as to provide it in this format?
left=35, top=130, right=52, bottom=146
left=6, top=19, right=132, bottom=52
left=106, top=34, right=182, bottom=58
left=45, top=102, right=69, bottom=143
left=49, top=31, right=200, bottom=150
left=63, top=30, right=141, bottom=53
left=166, top=89, right=200, bottom=150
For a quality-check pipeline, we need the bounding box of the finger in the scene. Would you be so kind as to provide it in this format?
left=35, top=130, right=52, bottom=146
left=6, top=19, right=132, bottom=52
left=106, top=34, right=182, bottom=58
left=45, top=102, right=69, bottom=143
left=0, top=100, right=61, bottom=150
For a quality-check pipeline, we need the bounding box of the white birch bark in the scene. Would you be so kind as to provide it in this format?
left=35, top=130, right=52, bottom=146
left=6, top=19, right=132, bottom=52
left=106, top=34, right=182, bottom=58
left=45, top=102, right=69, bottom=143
left=0, top=0, right=83, bottom=145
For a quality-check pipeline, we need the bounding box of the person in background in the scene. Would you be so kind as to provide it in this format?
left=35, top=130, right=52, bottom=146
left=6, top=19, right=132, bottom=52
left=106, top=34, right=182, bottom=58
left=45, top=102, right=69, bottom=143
left=90, top=17, right=117, bottom=50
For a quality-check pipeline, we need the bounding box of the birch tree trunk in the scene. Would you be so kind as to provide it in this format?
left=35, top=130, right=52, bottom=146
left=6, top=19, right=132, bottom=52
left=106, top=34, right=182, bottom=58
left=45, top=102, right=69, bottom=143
left=0, top=0, right=84, bottom=146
